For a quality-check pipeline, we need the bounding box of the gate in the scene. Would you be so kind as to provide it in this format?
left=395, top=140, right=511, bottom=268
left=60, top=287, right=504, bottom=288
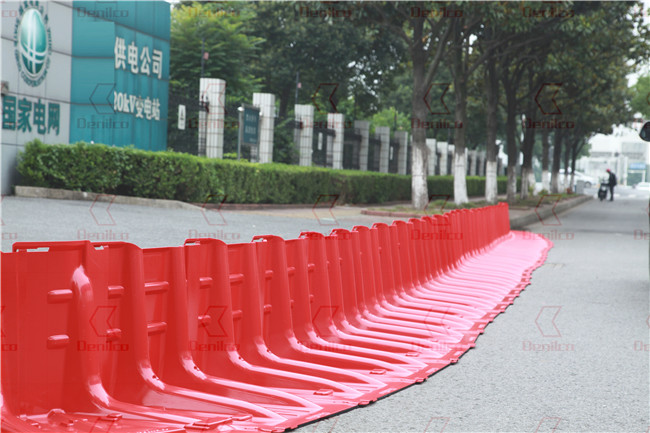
left=167, top=86, right=205, bottom=155
left=343, top=128, right=361, bottom=170
left=313, top=125, right=335, bottom=167
left=388, top=138, right=399, bottom=174
left=406, top=143, right=412, bottom=175
left=367, top=135, right=381, bottom=172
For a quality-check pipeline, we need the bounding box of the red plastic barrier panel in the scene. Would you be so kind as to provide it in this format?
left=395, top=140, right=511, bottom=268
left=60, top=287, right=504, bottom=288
left=1, top=203, right=553, bottom=432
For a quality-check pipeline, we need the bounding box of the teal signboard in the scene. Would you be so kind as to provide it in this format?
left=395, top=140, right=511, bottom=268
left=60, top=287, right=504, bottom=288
left=242, top=106, right=259, bottom=145
left=69, top=1, right=169, bottom=150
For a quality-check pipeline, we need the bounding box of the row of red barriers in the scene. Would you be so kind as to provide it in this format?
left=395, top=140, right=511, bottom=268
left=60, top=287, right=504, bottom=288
left=1, top=203, right=552, bottom=432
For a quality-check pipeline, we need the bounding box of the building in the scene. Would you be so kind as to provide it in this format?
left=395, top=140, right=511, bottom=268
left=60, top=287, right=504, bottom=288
left=576, top=123, right=649, bottom=186
left=1, top=1, right=170, bottom=194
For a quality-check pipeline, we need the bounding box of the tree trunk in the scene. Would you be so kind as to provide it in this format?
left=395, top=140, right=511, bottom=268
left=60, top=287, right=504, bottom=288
left=504, top=85, right=518, bottom=203
left=452, top=23, right=468, bottom=205
left=541, top=128, right=550, bottom=192
left=569, top=138, right=578, bottom=192
left=411, top=34, right=429, bottom=210
left=484, top=53, right=498, bottom=203
left=520, top=113, right=536, bottom=200
left=550, top=130, right=562, bottom=193
left=563, top=137, right=571, bottom=192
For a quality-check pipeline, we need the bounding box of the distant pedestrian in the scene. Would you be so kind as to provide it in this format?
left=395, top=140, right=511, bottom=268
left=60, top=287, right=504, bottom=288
left=606, top=169, right=617, bottom=201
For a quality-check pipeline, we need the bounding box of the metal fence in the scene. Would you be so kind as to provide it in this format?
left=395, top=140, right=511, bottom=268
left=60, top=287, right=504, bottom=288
left=167, top=86, right=205, bottom=155
left=312, top=124, right=335, bottom=167
left=367, top=135, right=381, bottom=172
left=388, top=138, right=399, bottom=174
left=343, top=128, right=361, bottom=170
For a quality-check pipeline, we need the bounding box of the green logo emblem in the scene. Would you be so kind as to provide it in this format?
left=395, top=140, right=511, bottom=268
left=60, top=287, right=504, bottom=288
left=13, top=2, right=52, bottom=87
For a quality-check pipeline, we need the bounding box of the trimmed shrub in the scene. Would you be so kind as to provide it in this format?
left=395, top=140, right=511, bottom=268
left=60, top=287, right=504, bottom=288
left=18, top=140, right=513, bottom=204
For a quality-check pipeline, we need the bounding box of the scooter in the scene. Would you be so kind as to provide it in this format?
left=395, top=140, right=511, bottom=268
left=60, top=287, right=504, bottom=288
left=598, top=182, right=608, bottom=201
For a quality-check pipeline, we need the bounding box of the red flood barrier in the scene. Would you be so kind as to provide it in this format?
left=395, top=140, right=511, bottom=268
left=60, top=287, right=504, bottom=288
left=1, top=203, right=552, bottom=432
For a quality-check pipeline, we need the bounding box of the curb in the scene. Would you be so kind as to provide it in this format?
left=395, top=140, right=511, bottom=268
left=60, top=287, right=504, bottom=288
left=15, top=186, right=198, bottom=211
left=362, top=195, right=593, bottom=229
left=510, top=195, right=592, bottom=229
left=13, top=186, right=352, bottom=211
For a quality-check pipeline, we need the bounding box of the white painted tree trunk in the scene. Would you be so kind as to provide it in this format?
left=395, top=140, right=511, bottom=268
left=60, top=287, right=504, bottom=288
left=485, top=160, right=498, bottom=203
left=541, top=169, right=550, bottom=192
left=520, top=167, right=530, bottom=200
left=453, top=151, right=468, bottom=205
left=551, top=171, right=559, bottom=193
left=411, top=143, right=428, bottom=210
left=528, top=170, right=536, bottom=195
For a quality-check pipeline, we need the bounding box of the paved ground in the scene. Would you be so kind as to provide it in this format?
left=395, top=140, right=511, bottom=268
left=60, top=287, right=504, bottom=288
left=1, top=190, right=648, bottom=432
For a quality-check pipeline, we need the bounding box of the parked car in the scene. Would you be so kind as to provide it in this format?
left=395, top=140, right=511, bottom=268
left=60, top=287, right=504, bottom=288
left=559, top=170, right=597, bottom=188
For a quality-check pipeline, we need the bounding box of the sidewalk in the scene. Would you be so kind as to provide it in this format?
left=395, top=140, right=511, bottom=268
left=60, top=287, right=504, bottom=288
left=13, top=186, right=592, bottom=230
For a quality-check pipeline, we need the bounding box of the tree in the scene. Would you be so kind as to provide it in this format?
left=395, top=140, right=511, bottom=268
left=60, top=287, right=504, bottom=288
left=631, top=75, right=650, bottom=119
left=245, top=2, right=404, bottom=119
left=170, top=2, right=262, bottom=100
left=369, top=2, right=454, bottom=209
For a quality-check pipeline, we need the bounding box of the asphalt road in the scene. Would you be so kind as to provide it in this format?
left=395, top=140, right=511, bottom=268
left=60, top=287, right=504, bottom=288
left=1, top=192, right=648, bottom=432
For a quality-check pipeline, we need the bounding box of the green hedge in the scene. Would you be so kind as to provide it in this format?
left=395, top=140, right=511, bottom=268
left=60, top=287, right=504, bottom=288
left=17, top=140, right=511, bottom=204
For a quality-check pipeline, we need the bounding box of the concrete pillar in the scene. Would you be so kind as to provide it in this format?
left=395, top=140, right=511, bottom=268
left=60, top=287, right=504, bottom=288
left=328, top=113, right=344, bottom=170
left=426, top=139, right=437, bottom=176
left=355, top=120, right=370, bottom=171
left=295, top=104, right=314, bottom=166
left=376, top=126, right=390, bottom=173
left=437, top=141, right=448, bottom=175
left=447, top=145, right=455, bottom=175
left=396, top=131, right=409, bottom=175
left=253, top=93, right=275, bottom=163
left=200, top=78, right=226, bottom=159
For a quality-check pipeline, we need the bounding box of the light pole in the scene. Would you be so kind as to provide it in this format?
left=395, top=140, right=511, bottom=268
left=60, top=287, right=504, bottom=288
left=237, top=106, right=244, bottom=160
